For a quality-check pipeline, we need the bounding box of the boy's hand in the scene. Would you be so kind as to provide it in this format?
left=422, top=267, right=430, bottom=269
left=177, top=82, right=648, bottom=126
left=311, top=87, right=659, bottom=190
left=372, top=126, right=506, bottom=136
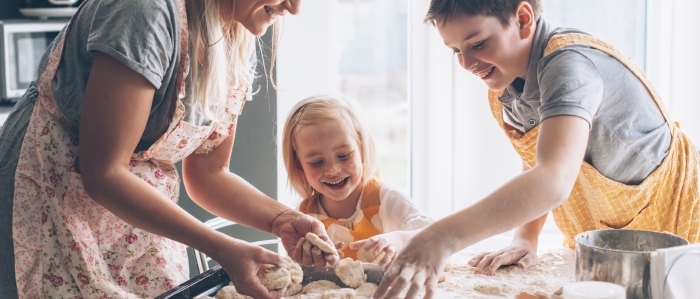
left=349, top=232, right=405, bottom=269
left=374, top=230, right=449, bottom=299
left=467, top=238, right=538, bottom=276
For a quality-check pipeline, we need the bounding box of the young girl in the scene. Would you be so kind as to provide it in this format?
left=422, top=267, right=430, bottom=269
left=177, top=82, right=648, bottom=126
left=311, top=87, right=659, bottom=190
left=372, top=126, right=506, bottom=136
left=282, top=95, right=433, bottom=268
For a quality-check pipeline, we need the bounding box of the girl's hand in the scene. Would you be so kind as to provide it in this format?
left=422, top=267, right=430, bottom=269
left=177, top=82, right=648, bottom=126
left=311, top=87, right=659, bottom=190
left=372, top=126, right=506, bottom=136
left=374, top=232, right=450, bottom=299
left=468, top=238, right=538, bottom=275
left=215, top=238, right=287, bottom=299
left=271, top=211, right=341, bottom=267
left=349, top=232, right=403, bottom=269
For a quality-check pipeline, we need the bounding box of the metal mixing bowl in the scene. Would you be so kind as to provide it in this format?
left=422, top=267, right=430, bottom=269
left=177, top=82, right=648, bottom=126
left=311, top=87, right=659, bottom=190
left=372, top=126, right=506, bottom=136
left=575, top=229, right=689, bottom=299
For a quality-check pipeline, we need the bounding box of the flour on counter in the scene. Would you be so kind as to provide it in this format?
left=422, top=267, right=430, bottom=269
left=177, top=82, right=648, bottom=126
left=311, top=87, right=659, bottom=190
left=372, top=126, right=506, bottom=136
left=437, top=249, right=575, bottom=298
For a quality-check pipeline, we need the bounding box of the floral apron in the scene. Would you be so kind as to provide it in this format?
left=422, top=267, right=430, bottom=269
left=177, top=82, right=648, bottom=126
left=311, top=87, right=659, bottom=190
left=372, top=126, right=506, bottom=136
left=299, top=179, right=383, bottom=260
left=488, top=33, right=700, bottom=248
left=11, top=0, right=246, bottom=297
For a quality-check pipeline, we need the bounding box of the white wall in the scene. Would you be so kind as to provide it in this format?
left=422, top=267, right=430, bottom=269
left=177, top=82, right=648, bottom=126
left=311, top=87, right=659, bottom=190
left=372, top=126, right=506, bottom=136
left=276, top=0, right=339, bottom=208
left=651, top=0, right=700, bottom=144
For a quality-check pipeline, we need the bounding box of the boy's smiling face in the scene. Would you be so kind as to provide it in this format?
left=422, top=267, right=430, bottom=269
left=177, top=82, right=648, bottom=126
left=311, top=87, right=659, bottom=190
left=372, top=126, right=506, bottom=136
left=437, top=3, right=535, bottom=91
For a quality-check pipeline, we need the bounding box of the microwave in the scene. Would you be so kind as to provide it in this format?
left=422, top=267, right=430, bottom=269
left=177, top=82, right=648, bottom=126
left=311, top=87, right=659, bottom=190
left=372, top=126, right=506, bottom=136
left=1, top=19, right=67, bottom=102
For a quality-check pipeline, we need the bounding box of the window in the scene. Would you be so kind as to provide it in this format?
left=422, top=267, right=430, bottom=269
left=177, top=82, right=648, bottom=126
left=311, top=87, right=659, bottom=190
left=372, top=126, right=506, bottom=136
left=337, top=0, right=409, bottom=190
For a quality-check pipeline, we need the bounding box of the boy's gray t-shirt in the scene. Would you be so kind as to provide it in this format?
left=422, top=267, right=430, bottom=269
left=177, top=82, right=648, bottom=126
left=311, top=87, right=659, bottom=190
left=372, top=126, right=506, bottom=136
left=499, top=17, right=671, bottom=185
left=0, top=0, right=201, bottom=293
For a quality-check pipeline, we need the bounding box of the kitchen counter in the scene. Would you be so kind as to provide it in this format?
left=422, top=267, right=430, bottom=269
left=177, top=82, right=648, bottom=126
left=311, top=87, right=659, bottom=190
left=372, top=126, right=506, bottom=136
left=431, top=235, right=575, bottom=298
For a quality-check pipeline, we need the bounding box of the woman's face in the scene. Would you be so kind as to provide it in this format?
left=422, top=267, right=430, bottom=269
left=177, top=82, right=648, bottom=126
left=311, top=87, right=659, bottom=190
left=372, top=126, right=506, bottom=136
left=224, top=0, right=301, bottom=36
left=293, top=119, right=364, bottom=204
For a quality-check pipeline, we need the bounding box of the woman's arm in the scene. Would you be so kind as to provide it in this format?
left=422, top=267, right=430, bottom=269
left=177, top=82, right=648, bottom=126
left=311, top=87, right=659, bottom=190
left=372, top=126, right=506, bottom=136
left=79, top=52, right=284, bottom=299
left=182, top=107, right=340, bottom=268
left=375, top=114, right=589, bottom=299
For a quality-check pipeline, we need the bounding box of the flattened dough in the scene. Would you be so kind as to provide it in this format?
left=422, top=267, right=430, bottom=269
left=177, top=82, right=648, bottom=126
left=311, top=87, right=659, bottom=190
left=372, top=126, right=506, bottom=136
left=334, top=258, right=366, bottom=288
left=302, top=280, right=341, bottom=294
left=321, top=288, right=357, bottom=299
left=286, top=283, right=303, bottom=296
left=355, top=282, right=378, bottom=297
left=305, top=232, right=338, bottom=255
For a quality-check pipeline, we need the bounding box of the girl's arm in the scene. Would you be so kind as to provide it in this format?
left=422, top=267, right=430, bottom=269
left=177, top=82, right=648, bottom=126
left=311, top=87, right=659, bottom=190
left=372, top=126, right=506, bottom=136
left=80, top=52, right=283, bottom=299
left=375, top=114, right=589, bottom=299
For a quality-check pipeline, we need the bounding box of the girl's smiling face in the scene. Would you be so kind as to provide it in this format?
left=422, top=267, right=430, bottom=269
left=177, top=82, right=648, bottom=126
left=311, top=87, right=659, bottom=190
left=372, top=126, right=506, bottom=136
left=436, top=4, right=535, bottom=91
left=293, top=119, right=364, bottom=204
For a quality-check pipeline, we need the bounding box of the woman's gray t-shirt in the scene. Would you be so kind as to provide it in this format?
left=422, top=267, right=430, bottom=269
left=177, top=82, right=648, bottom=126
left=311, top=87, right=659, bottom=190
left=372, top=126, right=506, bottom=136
left=0, top=0, right=198, bottom=293
left=499, top=17, right=671, bottom=186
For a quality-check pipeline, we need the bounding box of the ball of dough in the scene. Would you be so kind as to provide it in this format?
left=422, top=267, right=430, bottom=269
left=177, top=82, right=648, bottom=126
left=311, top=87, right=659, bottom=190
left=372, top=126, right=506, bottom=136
left=355, top=282, right=378, bottom=297
left=321, top=288, right=357, bottom=299
left=334, top=258, right=366, bottom=288
left=257, top=256, right=304, bottom=291
left=284, top=256, right=304, bottom=284
left=302, top=280, right=341, bottom=294
left=214, top=285, right=253, bottom=299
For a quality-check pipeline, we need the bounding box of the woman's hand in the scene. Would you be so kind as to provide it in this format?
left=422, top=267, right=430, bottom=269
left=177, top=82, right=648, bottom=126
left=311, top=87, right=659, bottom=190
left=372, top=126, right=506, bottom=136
left=374, top=232, right=450, bottom=299
left=349, top=231, right=411, bottom=269
left=468, top=238, right=538, bottom=276
left=214, top=237, right=288, bottom=299
left=271, top=211, right=341, bottom=267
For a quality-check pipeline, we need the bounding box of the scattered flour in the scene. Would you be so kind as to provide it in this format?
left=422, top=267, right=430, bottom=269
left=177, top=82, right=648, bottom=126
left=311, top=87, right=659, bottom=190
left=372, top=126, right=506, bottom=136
left=436, top=249, right=575, bottom=298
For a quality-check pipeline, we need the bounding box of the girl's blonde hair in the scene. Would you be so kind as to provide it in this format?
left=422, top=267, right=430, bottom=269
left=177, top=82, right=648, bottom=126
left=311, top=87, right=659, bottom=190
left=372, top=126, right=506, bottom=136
left=282, top=95, right=380, bottom=199
left=185, top=0, right=281, bottom=120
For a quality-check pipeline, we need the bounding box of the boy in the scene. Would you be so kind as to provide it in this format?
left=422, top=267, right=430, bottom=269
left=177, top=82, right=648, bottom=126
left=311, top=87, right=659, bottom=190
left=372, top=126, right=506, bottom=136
left=374, top=1, right=700, bottom=298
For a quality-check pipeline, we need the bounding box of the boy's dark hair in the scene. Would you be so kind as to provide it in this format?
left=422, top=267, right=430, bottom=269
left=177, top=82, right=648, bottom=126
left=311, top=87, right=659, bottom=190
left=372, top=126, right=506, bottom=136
left=424, top=0, right=543, bottom=27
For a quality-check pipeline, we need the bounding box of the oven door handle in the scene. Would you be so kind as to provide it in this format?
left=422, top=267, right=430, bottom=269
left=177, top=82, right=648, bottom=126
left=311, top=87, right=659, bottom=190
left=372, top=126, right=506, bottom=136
left=48, top=0, right=79, bottom=5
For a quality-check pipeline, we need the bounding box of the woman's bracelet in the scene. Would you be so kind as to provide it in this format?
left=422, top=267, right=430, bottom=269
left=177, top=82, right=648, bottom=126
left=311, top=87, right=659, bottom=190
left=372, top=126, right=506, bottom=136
left=267, top=208, right=292, bottom=231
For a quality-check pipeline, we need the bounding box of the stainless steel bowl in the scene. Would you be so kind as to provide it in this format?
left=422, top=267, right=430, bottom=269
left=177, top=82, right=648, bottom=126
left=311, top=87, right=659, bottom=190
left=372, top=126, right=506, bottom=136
left=575, top=229, right=689, bottom=299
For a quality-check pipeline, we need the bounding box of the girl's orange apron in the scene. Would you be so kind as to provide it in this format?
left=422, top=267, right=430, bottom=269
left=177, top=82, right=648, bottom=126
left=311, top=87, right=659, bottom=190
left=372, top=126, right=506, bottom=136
left=11, top=0, right=246, bottom=297
left=299, top=180, right=383, bottom=260
left=488, top=33, right=700, bottom=248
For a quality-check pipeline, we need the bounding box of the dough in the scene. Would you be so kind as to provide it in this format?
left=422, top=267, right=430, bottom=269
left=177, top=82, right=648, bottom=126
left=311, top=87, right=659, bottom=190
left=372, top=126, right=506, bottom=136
left=334, top=258, right=366, bottom=288
left=214, top=285, right=253, bottom=299
left=257, top=256, right=304, bottom=290
left=302, top=280, right=341, bottom=294
left=258, top=264, right=291, bottom=290
left=355, top=282, right=378, bottom=297
left=321, top=288, right=357, bottom=299
left=473, top=281, right=514, bottom=295
left=305, top=232, right=338, bottom=255
left=288, top=294, right=323, bottom=299
left=285, top=256, right=304, bottom=284
left=286, top=283, right=303, bottom=296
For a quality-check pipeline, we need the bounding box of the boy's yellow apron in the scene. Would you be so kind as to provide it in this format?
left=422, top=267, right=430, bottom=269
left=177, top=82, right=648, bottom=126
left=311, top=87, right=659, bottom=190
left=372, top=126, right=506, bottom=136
left=488, top=33, right=700, bottom=247
left=299, top=180, right=383, bottom=260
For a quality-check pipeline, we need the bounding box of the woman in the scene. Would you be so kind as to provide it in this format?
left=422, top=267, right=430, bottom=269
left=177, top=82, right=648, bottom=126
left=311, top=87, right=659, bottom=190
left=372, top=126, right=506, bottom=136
left=0, top=0, right=338, bottom=298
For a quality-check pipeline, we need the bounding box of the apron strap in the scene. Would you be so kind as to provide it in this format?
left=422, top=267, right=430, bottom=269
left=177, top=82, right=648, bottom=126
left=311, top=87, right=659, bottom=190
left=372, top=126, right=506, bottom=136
left=543, top=33, right=674, bottom=133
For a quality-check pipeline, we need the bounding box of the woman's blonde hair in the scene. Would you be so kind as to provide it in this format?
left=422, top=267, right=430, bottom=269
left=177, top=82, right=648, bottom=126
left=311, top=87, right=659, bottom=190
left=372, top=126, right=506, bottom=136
left=185, top=0, right=281, bottom=120
left=282, top=95, right=380, bottom=199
